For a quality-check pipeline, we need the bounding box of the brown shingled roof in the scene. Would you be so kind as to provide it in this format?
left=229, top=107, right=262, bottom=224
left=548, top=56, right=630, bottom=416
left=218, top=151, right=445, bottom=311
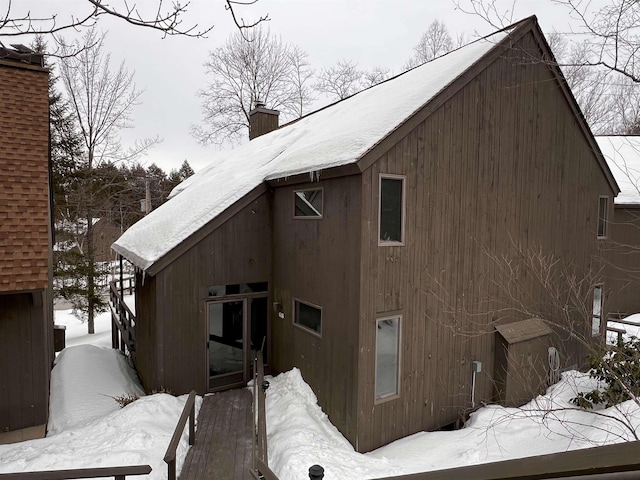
left=0, top=53, right=50, bottom=292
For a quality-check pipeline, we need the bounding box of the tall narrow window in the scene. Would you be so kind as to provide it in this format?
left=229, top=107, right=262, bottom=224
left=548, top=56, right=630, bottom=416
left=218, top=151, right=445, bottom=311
left=375, top=314, right=401, bottom=402
left=592, top=285, right=603, bottom=336
left=294, top=299, right=322, bottom=336
left=597, top=196, right=608, bottom=239
left=379, top=175, right=405, bottom=244
left=294, top=188, right=323, bottom=218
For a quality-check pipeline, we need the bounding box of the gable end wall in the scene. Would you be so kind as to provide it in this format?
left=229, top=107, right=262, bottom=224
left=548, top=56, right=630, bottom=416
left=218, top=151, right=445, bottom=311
left=356, top=30, right=614, bottom=452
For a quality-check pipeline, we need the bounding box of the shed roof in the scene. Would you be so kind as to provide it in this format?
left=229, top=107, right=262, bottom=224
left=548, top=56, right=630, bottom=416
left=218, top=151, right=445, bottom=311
left=596, top=136, right=640, bottom=205
left=495, top=318, right=552, bottom=344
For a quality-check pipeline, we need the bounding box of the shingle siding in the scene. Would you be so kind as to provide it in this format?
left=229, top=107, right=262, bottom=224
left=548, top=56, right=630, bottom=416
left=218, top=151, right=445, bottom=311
left=0, top=60, right=51, bottom=292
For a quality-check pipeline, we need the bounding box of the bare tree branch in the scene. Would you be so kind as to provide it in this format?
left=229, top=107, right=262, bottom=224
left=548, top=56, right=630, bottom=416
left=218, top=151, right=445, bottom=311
left=0, top=0, right=268, bottom=41
left=193, top=26, right=312, bottom=146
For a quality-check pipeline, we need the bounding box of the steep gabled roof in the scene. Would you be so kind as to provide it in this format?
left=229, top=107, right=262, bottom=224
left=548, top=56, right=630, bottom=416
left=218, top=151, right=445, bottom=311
left=113, top=16, right=616, bottom=274
left=596, top=136, right=640, bottom=205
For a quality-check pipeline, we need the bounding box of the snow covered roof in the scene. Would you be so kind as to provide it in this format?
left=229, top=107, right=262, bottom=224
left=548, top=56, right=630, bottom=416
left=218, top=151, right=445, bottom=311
left=596, top=136, right=640, bottom=205
left=113, top=22, right=525, bottom=272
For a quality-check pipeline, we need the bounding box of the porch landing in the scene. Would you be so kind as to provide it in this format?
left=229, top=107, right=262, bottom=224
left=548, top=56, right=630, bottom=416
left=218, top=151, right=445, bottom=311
left=180, top=388, right=254, bottom=480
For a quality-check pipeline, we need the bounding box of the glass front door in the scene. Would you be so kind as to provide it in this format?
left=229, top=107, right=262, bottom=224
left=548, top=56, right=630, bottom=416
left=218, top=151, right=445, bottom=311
left=207, top=295, right=268, bottom=390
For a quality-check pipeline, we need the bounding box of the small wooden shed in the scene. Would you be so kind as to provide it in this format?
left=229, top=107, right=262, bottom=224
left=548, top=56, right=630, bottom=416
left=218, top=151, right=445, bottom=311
left=494, top=319, right=554, bottom=407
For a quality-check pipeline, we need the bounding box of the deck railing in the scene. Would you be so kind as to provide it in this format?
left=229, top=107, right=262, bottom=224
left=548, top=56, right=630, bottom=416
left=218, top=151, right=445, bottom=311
left=369, top=440, right=640, bottom=480
left=252, top=351, right=279, bottom=480
left=164, top=390, right=197, bottom=480
left=0, top=464, right=151, bottom=479
left=109, top=277, right=136, bottom=355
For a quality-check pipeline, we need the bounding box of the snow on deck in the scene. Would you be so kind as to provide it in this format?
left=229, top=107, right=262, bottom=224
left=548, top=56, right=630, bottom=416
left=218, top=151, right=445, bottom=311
left=596, top=136, right=640, bottom=204
left=113, top=30, right=509, bottom=271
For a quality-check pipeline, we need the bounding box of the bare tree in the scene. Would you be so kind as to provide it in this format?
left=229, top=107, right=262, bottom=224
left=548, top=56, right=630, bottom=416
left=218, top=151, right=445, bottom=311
left=456, top=0, right=640, bottom=134
left=193, top=26, right=313, bottom=145
left=554, top=0, right=640, bottom=84
left=314, top=60, right=391, bottom=101
left=59, top=26, right=156, bottom=333
left=404, top=20, right=467, bottom=70
left=0, top=0, right=268, bottom=40
left=314, top=60, right=365, bottom=100
left=286, top=45, right=315, bottom=119
left=363, top=66, right=391, bottom=88
left=414, top=20, right=454, bottom=62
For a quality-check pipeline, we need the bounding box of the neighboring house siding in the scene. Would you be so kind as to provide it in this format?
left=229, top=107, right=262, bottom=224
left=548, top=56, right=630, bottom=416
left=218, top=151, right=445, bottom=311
left=272, top=175, right=362, bottom=446
left=0, top=58, right=52, bottom=437
left=606, top=206, right=640, bottom=315
left=134, top=194, right=271, bottom=395
left=0, top=61, right=50, bottom=292
left=356, top=31, right=614, bottom=452
left=0, top=292, right=50, bottom=433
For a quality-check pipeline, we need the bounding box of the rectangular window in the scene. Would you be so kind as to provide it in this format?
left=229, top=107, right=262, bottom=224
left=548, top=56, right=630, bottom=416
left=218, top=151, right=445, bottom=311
left=294, top=188, right=323, bottom=218
left=592, top=285, right=603, bottom=336
left=375, top=314, right=401, bottom=402
left=597, top=196, right=608, bottom=239
left=294, top=299, right=322, bottom=336
left=379, top=175, right=405, bottom=245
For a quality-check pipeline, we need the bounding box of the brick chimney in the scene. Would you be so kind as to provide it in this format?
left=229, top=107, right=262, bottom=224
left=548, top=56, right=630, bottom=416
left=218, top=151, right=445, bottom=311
left=249, top=100, right=279, bottom=140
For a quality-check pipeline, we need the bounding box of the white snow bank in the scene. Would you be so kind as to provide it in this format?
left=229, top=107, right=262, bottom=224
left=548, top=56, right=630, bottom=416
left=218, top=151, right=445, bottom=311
left=47, top=345, right=145, bottom=435
left=0, top=393, right=194, bottom=478
left=0, top=345, right=200, bottom=479
left=266, top=369, right=640, bottom=480
left=113, top=29, right=508, bottom=271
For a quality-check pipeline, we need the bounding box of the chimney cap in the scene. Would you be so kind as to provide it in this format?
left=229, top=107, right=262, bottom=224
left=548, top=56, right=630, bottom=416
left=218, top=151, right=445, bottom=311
left=254, top=99, right=266, bottom=109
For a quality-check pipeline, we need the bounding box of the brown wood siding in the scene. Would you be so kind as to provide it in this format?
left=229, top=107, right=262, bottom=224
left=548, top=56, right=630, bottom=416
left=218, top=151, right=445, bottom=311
left=271, top=175, right=361, bottom=446
left=605, top=206, right=640, bottom=315
left=133, top=271, right=158, bottom=391
left=357, top=31, right=615, bottom=452
left=0, top=292, right=50, bottom=432
left=139, top=194, right=271, bottom=395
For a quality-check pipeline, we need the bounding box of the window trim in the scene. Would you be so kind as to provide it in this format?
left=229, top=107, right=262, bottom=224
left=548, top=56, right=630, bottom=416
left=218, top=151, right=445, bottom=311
left=293, top=187, right=324, bottom=219
left=597, top=196, right=609, bottom=239
left=378, top=174, right=406, bottom=246
left=374, top=312, right=402, bottom=404
left=293, top=298, right=323, bottom=338
left=592, top=284, right=604, bottom=337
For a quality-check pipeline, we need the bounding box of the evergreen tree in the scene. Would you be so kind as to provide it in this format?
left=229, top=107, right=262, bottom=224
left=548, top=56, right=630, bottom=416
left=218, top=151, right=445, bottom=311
left=167, top=160, right=195, bottom=193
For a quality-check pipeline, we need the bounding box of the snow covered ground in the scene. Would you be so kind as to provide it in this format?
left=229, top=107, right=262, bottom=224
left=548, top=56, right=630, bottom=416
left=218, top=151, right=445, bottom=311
left=265, top=368, right=640, bottom=480
left=0, top=304, right=198, bottom=479
left=1, top=307, right=639, bottom=479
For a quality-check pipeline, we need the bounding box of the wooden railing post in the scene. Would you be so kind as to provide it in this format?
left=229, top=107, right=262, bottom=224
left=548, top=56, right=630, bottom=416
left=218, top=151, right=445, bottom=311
left=164, top=390, right=197, bottom=480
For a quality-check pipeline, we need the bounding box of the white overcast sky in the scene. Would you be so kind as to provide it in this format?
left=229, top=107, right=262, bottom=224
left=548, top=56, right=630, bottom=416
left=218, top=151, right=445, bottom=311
left=4, top=0, right=597, bottom=172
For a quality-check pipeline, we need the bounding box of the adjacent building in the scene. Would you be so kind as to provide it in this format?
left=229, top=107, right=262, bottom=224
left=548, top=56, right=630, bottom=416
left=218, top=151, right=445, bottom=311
left=0, top=45, right=53, bottom=442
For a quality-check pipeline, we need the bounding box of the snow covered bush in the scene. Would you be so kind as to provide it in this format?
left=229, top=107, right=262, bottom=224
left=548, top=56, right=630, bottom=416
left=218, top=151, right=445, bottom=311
left=572, top=336, right=640, bottom=409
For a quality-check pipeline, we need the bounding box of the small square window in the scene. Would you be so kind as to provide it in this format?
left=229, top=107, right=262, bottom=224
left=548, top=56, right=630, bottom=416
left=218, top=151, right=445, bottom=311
left=294, top=299, right=322, bottom=336
left=592, top=285, right=603, bottom=336
left=379, top=175, right=405, bottom=245
left=294, top=189, right=323, bottom=218
left=375, top=314, right=401, bottom=402
left=597, top=197, right=608, bottom=239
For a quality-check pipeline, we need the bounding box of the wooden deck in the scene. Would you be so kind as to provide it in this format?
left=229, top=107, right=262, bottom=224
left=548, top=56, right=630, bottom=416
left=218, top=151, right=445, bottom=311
left=180, top=388, right=254, bottom=480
